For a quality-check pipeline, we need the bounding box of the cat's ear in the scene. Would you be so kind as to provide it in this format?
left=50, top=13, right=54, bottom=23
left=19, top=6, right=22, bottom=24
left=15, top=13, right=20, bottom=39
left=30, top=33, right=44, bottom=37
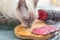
left=17, top=0, right=26, bottom=10
left=46, top=20, right=55, bottom=25
left=34, top=0, right=38, bottom=8
left=25, top=0, right=38, bottom=12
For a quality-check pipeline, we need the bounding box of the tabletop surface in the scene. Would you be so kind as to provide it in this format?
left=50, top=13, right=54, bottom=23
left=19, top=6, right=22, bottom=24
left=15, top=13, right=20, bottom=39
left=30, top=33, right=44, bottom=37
left=0, top=30, right=21, bottom=40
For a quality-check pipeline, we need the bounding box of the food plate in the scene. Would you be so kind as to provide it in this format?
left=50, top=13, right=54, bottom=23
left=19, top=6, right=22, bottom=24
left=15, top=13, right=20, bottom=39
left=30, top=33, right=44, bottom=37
left=14, top=20, right=53, bottom=40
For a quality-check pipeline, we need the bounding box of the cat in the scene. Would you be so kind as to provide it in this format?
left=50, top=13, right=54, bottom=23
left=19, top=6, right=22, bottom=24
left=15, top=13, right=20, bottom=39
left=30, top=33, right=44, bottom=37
left=0, top=0, right=38, bottom=27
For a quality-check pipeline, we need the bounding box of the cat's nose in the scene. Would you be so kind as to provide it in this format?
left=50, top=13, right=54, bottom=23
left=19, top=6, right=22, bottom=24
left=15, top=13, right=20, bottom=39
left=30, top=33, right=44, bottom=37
left=25, top=19, right=34, bottom=28
left=27, top=23, right=31, bottom=28
left=25, top=21, right=32, bottom=28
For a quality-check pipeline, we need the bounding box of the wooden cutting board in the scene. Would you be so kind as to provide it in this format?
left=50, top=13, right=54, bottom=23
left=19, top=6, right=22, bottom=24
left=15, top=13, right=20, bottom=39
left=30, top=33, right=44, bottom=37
left=14, top=20, right=53, bottom=40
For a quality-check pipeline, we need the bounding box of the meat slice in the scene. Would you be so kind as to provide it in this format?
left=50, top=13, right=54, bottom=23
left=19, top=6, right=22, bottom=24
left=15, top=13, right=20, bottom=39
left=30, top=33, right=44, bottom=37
left=32, top=25, right=57, bottom=36
left=32, top=27, right=49, bottom=35
left=44, top=25, right=57, bottom=33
